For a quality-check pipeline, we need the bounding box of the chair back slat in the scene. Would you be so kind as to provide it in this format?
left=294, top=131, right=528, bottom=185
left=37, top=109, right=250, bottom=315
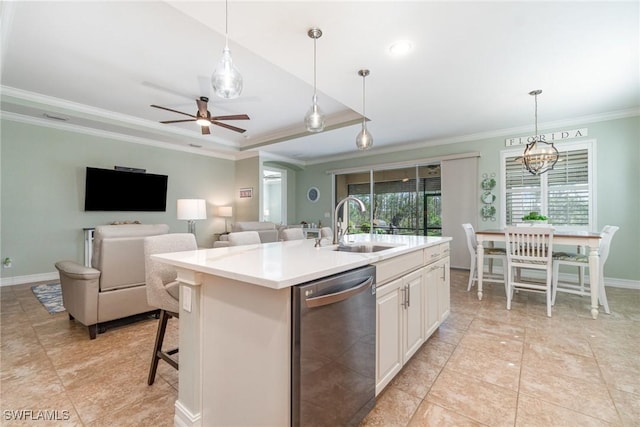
left=505, top=227, right=554, bottom=265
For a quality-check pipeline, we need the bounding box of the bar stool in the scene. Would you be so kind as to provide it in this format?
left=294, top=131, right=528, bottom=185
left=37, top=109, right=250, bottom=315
left=144, top=233, right=197, bottom=385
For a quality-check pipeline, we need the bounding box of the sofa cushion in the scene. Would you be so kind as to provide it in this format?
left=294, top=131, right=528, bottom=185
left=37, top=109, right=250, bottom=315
left=233, top=221, right=276, bottom=232
left=231, top=222, right=279, bottom=243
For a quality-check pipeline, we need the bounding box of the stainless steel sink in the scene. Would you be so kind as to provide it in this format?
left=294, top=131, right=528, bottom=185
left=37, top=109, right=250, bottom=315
left=333, top=244, right=397, bottom=253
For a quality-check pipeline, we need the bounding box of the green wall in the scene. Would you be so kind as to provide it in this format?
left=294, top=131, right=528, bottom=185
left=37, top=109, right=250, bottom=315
left=295, top=116, right=640, bottom=283
left=1, top=120, right=235, bottom=280
left=2, top=115, right=638, bottom=284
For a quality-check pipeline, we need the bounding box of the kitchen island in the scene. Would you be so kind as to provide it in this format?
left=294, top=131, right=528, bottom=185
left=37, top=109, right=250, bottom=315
left=153, top=233, right=451, bottom=427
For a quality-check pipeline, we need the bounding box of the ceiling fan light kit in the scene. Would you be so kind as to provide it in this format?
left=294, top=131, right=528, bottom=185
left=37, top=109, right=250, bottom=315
left=522, top=89, right=558, bottom=175
left=355, top=69, right=373, bottom=150
left=304, top=28, right=325, bottom=133
left=211, top=0, right=243, bottom=99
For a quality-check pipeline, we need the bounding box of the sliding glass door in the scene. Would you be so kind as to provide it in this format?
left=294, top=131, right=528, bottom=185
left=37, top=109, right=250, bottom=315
left=335, top=164, right=441, bottom=236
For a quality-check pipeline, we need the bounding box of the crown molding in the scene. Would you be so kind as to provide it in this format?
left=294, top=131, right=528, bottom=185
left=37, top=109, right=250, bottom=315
left=1, top=111, right=238, bottom=161
left=306, top=107, right=640, bottom=166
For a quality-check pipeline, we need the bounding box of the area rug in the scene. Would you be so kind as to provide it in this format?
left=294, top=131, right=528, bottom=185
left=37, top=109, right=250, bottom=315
left=31, top=283, right=66, bottom=314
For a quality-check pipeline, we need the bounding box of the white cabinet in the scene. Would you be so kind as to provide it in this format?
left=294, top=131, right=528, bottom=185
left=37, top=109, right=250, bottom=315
left=402, top=269, right=424, bottom=361
left=424, top=265, right=440, bottom=338
left=375, top=242, right=450, bottom=395
left=376, top=278, right=403, bottom=393
left=375, top=269, right=425, bottom=394
left=424, top=256, right=450, bottom=332
left=436, top=257, right=450, bottom=322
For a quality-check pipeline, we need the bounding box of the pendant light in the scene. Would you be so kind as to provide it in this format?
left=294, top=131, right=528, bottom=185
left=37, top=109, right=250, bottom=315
left=211, top=0, right=243, bottom=99
left=522, top=90, right=558, bottom=175
left=304, top=28, right=325, bottom=133
left=355, top=69, right=373, bottom=150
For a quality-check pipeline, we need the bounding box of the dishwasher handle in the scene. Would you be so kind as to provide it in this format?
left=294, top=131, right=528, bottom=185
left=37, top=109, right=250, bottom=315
left=305, top=276, right=374, bottom=308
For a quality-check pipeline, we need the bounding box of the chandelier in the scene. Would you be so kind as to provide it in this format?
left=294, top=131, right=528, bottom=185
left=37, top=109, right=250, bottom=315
left=522, top=90, right=558, bottom=175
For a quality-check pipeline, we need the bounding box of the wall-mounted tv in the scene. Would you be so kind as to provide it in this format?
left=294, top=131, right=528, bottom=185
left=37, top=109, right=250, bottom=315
left=84, top=167, right=168, bottom=211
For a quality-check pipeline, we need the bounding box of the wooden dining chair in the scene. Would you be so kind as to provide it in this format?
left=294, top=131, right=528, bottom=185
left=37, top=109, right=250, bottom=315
left=552, top=225, right=619, bottom=314
left=504, top=226, right=555, bottom=317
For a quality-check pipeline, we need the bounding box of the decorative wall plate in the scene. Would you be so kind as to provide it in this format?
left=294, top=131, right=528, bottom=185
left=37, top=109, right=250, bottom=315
left=481, top=178, right=496, bottom=190
left=307, top=187, right=320, bottom=203
left=481, top=205, right=496, bottom=218
left=481, top=191, right=496, bottom=204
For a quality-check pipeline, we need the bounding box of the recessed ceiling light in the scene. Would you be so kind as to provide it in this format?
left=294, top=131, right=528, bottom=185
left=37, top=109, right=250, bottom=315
left=389, top=40, right=413, bottom=56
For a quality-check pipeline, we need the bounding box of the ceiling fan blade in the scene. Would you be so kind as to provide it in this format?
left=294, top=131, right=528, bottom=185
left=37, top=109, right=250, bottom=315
left=212, top=121, right=247, bottom=133
left=160, top=119, right=196, bottom=124
left=201, top=126, right=211, bottom=135
left=151, top=105, right=196, bottom=119
left=196, top=97, right=209, bottom=117
left=210, top=114, right=250, bottom=121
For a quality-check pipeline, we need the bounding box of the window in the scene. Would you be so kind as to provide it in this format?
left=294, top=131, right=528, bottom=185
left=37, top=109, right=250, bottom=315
left=335, top=165, right=442, bottom=236
left=501, top=140, right=595, bottom=229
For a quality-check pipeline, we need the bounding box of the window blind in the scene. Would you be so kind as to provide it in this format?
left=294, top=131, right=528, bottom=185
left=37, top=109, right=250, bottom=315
left=504, top=146, right=591, bottom=227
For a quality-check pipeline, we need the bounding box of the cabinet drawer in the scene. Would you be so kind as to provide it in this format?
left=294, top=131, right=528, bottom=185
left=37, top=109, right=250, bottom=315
left=375, top=250, right=423, bottom=285
left=424, top=243, right=449, bottom=265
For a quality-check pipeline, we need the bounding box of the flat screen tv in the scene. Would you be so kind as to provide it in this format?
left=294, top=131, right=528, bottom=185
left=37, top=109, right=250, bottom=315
left=84, top=167, right=168, bottom=211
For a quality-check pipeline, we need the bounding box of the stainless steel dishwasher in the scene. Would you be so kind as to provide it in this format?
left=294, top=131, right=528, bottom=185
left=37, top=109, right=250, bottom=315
left=291, top=265, right=376, bottom=427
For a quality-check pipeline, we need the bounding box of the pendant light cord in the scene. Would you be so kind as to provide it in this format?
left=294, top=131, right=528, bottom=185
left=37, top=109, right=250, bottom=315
left=313, top=37, right=317, bottom=97
left=225, top=0, right=229, bottom=47
left=362, top=75, right=366, bottom=125
left=534, top=92, right=538, bottom=139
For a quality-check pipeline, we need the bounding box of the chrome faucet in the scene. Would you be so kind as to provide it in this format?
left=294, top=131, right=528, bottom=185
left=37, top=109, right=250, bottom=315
left=333, top=196, right=366, bottom=244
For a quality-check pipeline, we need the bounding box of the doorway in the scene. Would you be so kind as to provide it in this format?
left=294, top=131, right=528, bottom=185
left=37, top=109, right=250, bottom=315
left=262, top=167, right=287, bottom=225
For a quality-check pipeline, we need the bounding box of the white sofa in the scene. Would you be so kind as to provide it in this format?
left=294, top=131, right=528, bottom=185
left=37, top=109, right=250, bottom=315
left=55, top=224, right=170, bottom=339
left=214, top=221, right=280, bottom=247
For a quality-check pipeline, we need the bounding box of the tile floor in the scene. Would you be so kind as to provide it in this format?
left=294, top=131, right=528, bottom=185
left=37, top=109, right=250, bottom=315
left=1, top=269, right=638, bottom=426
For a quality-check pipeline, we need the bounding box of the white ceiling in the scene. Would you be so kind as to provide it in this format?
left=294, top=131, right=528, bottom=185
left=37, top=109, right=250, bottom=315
left=1, top=1, right=638, bottom=165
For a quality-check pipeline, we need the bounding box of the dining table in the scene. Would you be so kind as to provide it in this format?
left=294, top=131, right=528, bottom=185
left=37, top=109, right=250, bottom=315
left=475, top=229, right=602, bottom=319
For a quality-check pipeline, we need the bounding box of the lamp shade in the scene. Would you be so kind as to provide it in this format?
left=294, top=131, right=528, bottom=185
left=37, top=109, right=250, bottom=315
left=177, top=199, right=207, bottom=220
left=218, top=206, right=233, bottom=217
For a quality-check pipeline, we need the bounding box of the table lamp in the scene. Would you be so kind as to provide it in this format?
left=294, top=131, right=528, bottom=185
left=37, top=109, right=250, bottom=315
left=177, top=199, right=207, bottom=235
left=218, top=206, right=233, bottom=233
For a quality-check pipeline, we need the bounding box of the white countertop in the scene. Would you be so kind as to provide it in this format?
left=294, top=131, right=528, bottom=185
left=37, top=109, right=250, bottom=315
left=152, top=234, right=451, bottom=289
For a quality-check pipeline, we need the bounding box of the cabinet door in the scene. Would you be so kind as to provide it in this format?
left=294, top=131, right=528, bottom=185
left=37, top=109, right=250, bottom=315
left=375, top=278, right=402, bottom=395
left=423, top=265, right=440, bottom=338
left=436, top=258, right=451, bottom=322
left=402, top=269, right=424, bottom=362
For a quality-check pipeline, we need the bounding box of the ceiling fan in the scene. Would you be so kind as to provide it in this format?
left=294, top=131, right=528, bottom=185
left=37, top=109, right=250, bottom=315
left=151, top=96, right=249, bottom=135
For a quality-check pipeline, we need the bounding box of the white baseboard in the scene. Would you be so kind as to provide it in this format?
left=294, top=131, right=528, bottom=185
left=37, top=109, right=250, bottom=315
left=0, top=271, right=59, bottom=287
left=451, top=267, right=640, bottom=291
left=174, top=400, right=201, bottom=427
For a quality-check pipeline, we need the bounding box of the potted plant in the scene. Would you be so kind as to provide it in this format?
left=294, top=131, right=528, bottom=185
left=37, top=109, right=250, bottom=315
left=521, top=211, right=548, bottom=225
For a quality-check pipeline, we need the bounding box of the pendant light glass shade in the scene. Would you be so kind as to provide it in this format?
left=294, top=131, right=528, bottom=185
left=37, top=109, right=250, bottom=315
left=211, top=46, right=243, bottom=99
left=355, top=69, right=373, bottom=150
left=356, top=126, right=373, bottom=150
left=305, top=28, right=325, bottom=133
left=211, top=0, right=243, bottom=99
left=305, top=94, right=325, bottom=132
left=522, top=90, right=558, bottom=175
